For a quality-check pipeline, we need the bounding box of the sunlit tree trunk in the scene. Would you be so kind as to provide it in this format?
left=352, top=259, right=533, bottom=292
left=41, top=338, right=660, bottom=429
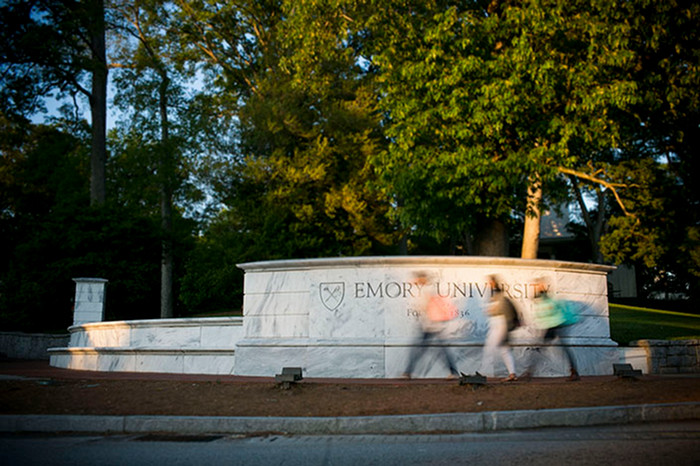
left=521, top=179, right=542, bottom=259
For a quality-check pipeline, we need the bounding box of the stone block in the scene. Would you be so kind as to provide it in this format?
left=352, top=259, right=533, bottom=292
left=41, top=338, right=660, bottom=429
left=681, top=355, right=696, bottom=367
left=99, top=352, right=136, bottom=372
left=666, top=355, right=683, bottom=366
left=131, top=325, right=201, bottom=348
left=183, top=352, right=235, bottom=375
left=244, top=314, right=309, bottom=338
left=649, top=357, right=662, bottom=373
left=135, top=351, right=184, bottom=373
left=201, top=324, right=243, bottom=348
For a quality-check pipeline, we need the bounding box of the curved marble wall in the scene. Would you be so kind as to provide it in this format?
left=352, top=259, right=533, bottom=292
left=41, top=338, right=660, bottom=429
left=235, top=256, right=617, bottom=378
left=49, top=317, right=243, bottom=375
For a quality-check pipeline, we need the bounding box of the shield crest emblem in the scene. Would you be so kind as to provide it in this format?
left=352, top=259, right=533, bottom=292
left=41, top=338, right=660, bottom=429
left=319, top=282, right=345, bottom=311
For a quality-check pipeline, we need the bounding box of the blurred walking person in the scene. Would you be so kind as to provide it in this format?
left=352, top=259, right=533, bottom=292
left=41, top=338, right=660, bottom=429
left=522, top=277, right=580, bottom=381
left=480, top=275, right=519, bottom=381
left=403, top=272, right=461, bottom=379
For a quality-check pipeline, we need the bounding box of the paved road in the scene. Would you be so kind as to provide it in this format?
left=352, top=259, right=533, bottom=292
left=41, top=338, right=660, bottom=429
left=2, top=421, right=699, bottom=466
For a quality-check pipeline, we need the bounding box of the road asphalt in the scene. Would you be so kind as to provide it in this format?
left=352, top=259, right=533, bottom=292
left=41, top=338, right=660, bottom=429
left=1, top=360, right=699, bottom=436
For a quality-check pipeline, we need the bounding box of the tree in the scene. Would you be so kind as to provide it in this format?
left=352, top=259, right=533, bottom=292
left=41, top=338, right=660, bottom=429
left=368, top=0, right=640, bottom=257
left=0, top=0, right=109, bottom=206
left=568, top=173, right=610, bottom=264
left=599, top=0, right=700, bottom=296
left=0, top=117, right=165, bottom=330
left=110, top=0, right=204, bottom=318
left=177, top=0, right=397, bottom=260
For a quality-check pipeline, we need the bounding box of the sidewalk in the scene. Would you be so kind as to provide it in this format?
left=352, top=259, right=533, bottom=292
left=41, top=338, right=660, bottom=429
left=2, top=360, right=699, bottom=435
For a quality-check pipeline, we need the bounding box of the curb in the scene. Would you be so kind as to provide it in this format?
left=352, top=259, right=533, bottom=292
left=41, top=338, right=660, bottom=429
left=2, top=402, right=699, bottom=435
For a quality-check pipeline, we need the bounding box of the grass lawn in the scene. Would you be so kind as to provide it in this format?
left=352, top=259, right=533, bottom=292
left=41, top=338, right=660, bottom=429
left=609, top=303, right=700, bottom=345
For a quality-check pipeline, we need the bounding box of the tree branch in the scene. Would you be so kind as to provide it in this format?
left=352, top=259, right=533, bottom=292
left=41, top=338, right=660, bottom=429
left=558, top=166, right=636, bottom=218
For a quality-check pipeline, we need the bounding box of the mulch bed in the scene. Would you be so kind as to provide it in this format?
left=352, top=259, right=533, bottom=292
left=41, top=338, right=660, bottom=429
left=2, top=370, right=699, bottom=417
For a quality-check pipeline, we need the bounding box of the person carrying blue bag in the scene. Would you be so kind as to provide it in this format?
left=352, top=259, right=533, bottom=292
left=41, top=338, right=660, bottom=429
left=521, top=277, right=580, bottom=381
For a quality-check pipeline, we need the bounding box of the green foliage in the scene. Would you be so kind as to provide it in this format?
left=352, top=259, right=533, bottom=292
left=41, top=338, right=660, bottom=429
left=601, top=160, right=672, bottom=268
left=598, top=0, right=700, bottom=298
left=179, top=211, right=247, bottom=315
left=183, top=0, right=398, bottom=261
left=0, top=121, right=169, bottom=330
left=0, top=0, right=91, bottom=117
left=0, top=0, right=109, bottom=205
left=367, top=0, right=640, bottom=250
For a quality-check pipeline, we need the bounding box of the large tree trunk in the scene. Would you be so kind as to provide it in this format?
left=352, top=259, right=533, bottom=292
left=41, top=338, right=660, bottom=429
left=158, top=73, right=174, bottom=319
left=88, top=0, right=107, bottom=206
left=160, top=187, right=174, bottom=319
left=521, top=179, right=542, bottom=259
left=475, top=218, right=509, bottom=256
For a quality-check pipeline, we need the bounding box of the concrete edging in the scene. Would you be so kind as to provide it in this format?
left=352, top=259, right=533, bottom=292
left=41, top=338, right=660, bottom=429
left=2, top=402, right=699, bottom=435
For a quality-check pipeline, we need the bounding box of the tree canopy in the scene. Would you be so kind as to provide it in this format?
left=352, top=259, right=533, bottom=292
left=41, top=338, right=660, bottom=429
left=1, top=0, right=698, bottom=329
left=368, top=0, right=642, bottom=255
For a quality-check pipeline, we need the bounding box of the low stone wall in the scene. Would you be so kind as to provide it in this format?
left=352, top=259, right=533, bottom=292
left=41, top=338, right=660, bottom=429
left=49, top=317, right=243, bottom=375
left=631, top=339, right=700, bottom=374
left=0, top=332, right=69, bottom=360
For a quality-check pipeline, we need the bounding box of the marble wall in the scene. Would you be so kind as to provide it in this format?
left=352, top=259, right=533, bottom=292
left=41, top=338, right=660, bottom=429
left=49, top=317, right=243, bottom=375
left=235, top=257, right=618, bottom=378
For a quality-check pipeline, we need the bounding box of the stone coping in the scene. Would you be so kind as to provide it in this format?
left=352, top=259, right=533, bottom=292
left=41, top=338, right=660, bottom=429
left=0, top=331, right=70, bottom=338
left=67, top=316, right=243, bottom=333
left=238, top=256, right=616, bottom=273
left=48, top=347, right=236, bottom=355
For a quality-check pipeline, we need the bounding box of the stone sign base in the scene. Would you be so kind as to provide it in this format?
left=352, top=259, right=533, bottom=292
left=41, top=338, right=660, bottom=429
left=235, top=256, right=618, bottom=378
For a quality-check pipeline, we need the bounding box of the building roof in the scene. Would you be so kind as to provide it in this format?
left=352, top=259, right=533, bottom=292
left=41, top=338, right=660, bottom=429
left=540, top=206, right=575, bottom=240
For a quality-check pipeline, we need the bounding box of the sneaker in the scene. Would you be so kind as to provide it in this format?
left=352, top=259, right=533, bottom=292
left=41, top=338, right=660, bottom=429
left=501, top=373, right=517, bottom=382
left=568, top=370, right=580, bottom=381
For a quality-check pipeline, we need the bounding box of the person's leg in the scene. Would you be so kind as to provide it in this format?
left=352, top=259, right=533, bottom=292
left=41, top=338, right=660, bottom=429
left=404, top=330, right=430, bottom=377
left=489, top=316, right=516, bottom=380
left=500, top=343, right=516, bottom=379
left=438, top=336, right=460, bottom=377
left=564, top=347, right=580, bottom=380
left=488, top=315, right=514, bottom=378
left=551, top=327, right=580, bottom=381
left=521, top=327, right=547, bottom=379
left=480, top=317, right=501, bottom=376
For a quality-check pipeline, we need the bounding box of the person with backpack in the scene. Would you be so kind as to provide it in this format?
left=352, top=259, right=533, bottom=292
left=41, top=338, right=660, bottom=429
left=479, top=274, right=519, bottom=382
left=521, top=277, right=580, bottom=381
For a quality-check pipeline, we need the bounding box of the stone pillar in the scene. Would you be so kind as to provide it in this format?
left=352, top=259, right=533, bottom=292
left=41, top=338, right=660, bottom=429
left=72, top=278, right=108, bottom=326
